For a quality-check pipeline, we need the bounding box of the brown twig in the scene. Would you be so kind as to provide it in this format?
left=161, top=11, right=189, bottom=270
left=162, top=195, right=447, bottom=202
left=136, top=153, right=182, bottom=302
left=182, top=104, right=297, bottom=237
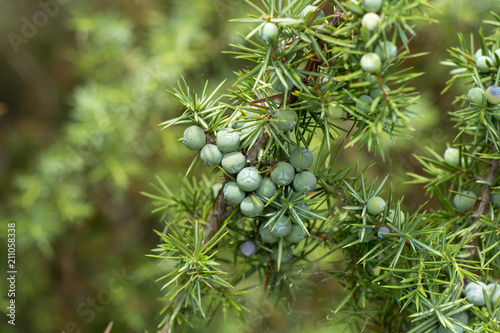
left=464, top=154, right=499, bottom=277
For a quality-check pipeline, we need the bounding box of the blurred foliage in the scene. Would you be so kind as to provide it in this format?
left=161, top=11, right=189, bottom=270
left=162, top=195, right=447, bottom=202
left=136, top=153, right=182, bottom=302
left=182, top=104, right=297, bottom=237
left=0, top=0, right=499, bottom=332
left=0, top=0, right=243, bottom=332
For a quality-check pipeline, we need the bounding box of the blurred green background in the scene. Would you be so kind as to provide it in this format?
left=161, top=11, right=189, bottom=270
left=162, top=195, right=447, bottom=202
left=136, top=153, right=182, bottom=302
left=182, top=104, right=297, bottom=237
left=0, top=0, right=498, bottom=332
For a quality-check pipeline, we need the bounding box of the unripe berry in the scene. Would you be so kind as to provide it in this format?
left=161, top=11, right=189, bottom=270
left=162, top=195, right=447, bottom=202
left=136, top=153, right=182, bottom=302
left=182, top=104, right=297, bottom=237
left=357, top=228, right=374, bottom=243
left=464, top=281, right=487, bottom=306
left=375, top=41, right=397, bottom=61
left=256, top=177, right=277, bottom=198
left=270, top=162, right=296, bottom=186
left=356, top=95, right=374, bottom=113
left=216, top=129, right=240, bottom=152
left=492, top=193, right=500, bottom=207
left=270, top=215, right=292, bottom=238
left=326, top=103, right=343, bottom=119
left=468, top=87, right=484, bottom=104
left=240, top=240, right=257, bottom=257
left=360, top=53, right=382, bottom=73
left=361, top=0, right=382, bottom=12
left=259, top=224, right=279, bottom=244
left=212, top=183, right=223, bottom=198
left=367, top=196, right=386, bottom=215
left=377, top=226, right=390, bottom=240
left=362, top=13, right=380, bottom=31
left=465, top=280, right=487, bottom=295
left=452, top=190, right=476, bottom=211
left=183, top=125, right=206, bottom=150
left=475, top=48, right=492, bottom=59
left=260, top=22, right=279, bottom=42
left=200, top=144, right=223, bottom=166
left=300, top=5, right=325, bottom=23
left=293, top=171, right=317, bottom=193
left=221, top=152, right=246, bottom=174
left=223, top=181, right=246, bottom=205
left=289, top=147, right=313, bottom=171
left=494, top=49, right=500, bottom=65
left=237, top=167, right=262, bottom=192
left=485, top=86, right=500, bottom=104
left=274, top=110, right=298, bottom=132
left=240, top=195, right=264, bottom=217
left=476, top=56, right=493, bottom=73
left=443, top=148, right=460, bottom=166
left=285, top=225, right=307, bottom=244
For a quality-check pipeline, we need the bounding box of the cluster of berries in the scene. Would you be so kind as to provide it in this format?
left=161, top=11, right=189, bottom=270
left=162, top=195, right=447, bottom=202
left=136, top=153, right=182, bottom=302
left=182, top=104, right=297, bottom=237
left=466, top=47, right=500, bottom=119
left=356, top=0, right=396, bottom=116
left=437, top=148, right=479, bottom=211
left=464, top=281, right=500, bottom=307
left=182, top=110, right=317, bottom=262
left=429, top=281, right=500, bottom=332
left=359, top=0, right=396, bottom=75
